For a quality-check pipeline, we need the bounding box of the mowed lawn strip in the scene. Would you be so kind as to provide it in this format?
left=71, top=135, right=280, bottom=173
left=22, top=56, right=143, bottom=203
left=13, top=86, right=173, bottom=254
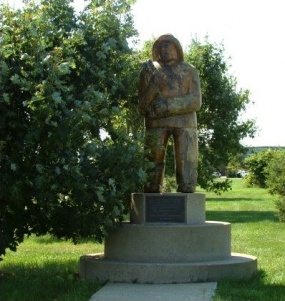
left=203, top=178, right=285, bottom=301
left=0, top=236, right=103, bottom=301
left=1, top=179, right=284, bottom=301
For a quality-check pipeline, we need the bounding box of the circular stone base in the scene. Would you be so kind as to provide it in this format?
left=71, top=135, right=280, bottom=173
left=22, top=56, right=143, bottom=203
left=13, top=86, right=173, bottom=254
left=105, top=222, right=231, bottom=263
left=79, top=252, right=257, bottom=284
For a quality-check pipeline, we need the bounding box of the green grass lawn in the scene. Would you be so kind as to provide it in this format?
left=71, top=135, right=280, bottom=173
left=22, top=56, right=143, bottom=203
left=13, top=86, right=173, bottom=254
left=200, top=178, right=285, bottom=301
left=1, top=178, right=285, bottom=301
left=0, top=236, right=103, bottom=301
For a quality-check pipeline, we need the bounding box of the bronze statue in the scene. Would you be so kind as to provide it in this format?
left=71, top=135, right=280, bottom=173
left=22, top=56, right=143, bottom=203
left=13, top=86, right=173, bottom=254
left=138, top=34, right=202, bottom=193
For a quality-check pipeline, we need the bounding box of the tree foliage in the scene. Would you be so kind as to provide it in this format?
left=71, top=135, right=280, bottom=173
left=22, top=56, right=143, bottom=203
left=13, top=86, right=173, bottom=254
left=244, top=149, right=275, bottom=188
left=265, top=149, right=285, bottom=195
left=265, top=149, right=285, bottom=222
left=185, top=39, right=255, bottom=192
left=0, top=0, right=150, bottom=259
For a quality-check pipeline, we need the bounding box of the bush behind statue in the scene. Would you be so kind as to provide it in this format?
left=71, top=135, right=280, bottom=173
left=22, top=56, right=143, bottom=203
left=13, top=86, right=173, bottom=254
left=0, top=0, right=145, bottom=259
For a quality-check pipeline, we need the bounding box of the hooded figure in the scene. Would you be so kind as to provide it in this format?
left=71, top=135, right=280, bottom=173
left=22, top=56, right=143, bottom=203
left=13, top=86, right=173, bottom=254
left=152, top=34, right=184, bottom=62
left=138, top=34, right=202, bottom=193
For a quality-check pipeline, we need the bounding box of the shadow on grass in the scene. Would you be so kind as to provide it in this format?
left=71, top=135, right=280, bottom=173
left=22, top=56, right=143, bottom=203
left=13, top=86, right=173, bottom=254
left=33, top=235, right=101, bottom=245
left=0, top=260, right=101, bottom=301
left=206, top=210, right=279, bottom=223
left=206, top=197, right=268, bottom=202
left=215, top=270, right=285, bottom=301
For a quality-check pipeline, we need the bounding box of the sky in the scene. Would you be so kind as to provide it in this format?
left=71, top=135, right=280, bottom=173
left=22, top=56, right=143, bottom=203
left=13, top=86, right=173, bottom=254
left=131, top=0, right=285, bottom=147
left=8, top=0, right=285, bottom=146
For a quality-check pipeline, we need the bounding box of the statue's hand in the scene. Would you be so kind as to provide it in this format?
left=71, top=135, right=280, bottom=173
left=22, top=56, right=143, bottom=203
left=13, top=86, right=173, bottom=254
left=151, top=97, right=169, bottom=117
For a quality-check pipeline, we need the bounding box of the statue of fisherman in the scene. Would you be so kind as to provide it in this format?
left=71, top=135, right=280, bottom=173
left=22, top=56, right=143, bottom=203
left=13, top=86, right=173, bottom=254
left=138, top=34, right=202, bottom=193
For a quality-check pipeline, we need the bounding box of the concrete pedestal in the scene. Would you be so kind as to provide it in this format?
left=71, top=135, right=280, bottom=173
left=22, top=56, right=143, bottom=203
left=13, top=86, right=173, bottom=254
left=131, top=193, right=205, bottom=224
left=80, top=253, right=257, bottom=284
left=104, top=222, right=231, bottom=262
left=79, top=193, right=257, bottom=283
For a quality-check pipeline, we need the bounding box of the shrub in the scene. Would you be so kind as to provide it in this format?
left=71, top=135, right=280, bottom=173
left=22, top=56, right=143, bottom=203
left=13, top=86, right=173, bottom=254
left=0, top=0, right=145, bottom=259
left=244, top=149, right=275, bottom=188
left=265, top=149, right=285, bottom=222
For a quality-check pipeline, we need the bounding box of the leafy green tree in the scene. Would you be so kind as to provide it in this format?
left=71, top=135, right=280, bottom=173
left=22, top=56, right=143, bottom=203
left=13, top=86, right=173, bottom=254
left=119, top=39, right=155, bottom=139
left=244, top=149, right=275, bottom=188
left=185, top=39, right=255, bottom=192
left=265, top=149, right=285, bottom=222
left=226, top=152, right=248, bottom=177
left=0, top=0, right=150, bottom=259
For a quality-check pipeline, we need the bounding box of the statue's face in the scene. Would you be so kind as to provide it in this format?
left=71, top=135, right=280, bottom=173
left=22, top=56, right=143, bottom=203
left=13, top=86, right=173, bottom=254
left=159, top=41, right=178, bottom=63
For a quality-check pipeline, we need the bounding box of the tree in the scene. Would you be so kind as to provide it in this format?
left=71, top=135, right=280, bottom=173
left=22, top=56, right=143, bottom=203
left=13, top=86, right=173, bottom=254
left=226, top=152, right=247, bottom=178
left=184, top=39, right=256, bottom=192
left=244, top=149, right=275, bottom=188
left=0, top=0, right=150, bottom=259
left=265, top=149, right=285, bottom=222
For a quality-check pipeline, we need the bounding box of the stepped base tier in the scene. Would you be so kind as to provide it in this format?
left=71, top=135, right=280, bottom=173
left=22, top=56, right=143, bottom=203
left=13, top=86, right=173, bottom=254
left=80, top=252, right=257, bottom=283
left=79, top=193, right=257, bottom=283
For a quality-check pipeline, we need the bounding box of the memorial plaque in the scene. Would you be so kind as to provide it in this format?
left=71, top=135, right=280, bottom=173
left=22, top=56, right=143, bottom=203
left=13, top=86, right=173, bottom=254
left=145, top=195, right=186, bottom=223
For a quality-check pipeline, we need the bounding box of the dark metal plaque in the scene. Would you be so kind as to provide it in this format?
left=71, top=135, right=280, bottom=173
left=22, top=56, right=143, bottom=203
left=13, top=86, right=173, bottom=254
left=145, top=195, right=186, bottom=223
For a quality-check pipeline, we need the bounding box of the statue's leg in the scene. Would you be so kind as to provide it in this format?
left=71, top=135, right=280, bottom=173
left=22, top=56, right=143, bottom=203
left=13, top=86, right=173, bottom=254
left=144, top=128, right=169, bottom=193
left=173, top=128, right=198, bottom=193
